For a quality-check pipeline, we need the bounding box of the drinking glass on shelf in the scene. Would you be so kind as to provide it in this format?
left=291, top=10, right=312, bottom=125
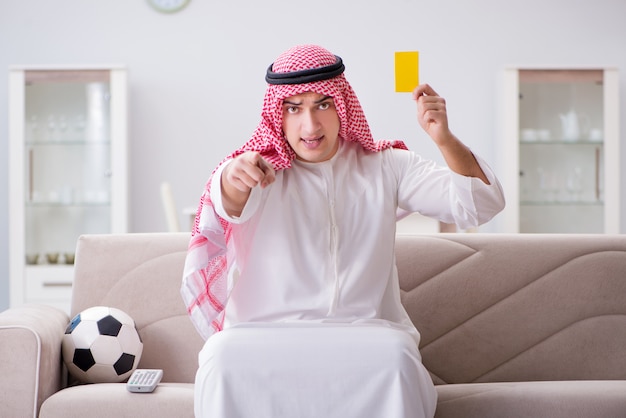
left=548, top=171, right=561, bottom=202
left=58, top=114, right=68, bottom=139
left=27, top=115, right=39, bottom=141
left=46, top=114, right=56, bottom=141
left=73, top=114, right=86, bottom=135
left=536, top=167, right=546, bottom=201
left=566, top=167, right=583, bottom=202
left=537, top=167, right=561, bottom=202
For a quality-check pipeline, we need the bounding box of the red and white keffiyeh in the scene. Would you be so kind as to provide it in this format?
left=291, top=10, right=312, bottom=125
left=181, top=45, right=408, bottom=340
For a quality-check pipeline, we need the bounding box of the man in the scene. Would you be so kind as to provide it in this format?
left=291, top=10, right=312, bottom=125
left=182, top=44, right=505, bottom=418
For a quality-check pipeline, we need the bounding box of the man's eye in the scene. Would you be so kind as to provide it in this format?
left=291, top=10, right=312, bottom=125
left=319, top=102, right=330, bottom=110
left=286, top=106, right=298, bottom=114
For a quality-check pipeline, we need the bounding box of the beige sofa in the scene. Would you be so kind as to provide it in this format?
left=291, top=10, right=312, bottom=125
left=2, top=232, right=626, bottom=417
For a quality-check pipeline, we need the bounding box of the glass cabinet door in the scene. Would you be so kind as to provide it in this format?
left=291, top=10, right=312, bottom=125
left=9, top=67, right=128, bottom=312
left=502, top=68, right=620, bottom=234
left=25, top=71, right=113, bottom=259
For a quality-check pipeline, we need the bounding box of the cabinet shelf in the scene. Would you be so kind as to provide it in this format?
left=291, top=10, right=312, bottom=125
left=520, top=140, right=603, bottom=146
left=25, top=139, right=111, bottom=146
left=520, top=200, right=604, bottom=207
left=25, top=264, right=75, bottom=271
left=25, top=201, right=111, bottom=208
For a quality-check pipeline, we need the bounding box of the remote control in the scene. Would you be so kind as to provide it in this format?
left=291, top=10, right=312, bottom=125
left=126, top=369, right=163, bottom=393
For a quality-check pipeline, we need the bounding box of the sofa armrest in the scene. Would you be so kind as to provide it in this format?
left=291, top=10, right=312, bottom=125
left=0, top=304, right=69, bottom=418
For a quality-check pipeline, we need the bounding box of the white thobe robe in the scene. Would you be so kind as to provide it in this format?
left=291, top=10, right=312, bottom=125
left=194, top=140, right=505, bottom=418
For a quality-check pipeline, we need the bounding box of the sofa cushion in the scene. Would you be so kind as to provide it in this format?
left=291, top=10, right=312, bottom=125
left=435, top=380, right=626, bottom=418
left=39, top=383, right=193, bottom=418
left=40, top=380, right=626, bottom=418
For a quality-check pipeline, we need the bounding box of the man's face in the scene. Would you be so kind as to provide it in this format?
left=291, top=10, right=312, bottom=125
left=281, top=91, right=340, bottom=163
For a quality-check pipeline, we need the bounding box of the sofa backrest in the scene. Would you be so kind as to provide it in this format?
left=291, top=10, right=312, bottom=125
left=396, top=233, right=626, bottom=385
left=72, top=233, right=202, bottom=383
left=72, top=233, right=626, bottom=385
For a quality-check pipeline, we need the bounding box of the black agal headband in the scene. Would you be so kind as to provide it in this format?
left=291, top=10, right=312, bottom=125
left=265, top=55, right=345, bottom=85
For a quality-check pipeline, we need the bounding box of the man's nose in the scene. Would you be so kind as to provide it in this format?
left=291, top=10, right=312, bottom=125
left=302, top=110, right=321, bottom=134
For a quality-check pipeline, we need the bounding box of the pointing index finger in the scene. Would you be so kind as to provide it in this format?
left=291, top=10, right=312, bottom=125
left=255, top=156, right=276, bottom=188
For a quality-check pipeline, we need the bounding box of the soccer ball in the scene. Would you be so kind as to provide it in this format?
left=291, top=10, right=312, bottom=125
left=62, top=306, right=143, bottom=383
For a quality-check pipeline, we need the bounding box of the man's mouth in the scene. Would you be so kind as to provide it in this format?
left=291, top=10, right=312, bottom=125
left=302, top=136, right=323, bottom=144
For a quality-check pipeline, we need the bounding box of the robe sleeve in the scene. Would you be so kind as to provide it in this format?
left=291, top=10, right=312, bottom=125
left=393, top=149, right=505, bottom=229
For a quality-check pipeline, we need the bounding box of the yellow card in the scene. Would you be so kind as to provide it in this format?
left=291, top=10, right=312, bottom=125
left=394, top=51, right=419, bottom=92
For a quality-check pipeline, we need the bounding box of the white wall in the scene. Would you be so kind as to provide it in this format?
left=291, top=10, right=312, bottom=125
left=2, top=0, right=626, bottom=310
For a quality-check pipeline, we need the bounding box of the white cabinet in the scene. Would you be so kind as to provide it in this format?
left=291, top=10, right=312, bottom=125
left=8, top=66, right=128, bottom=313
left=502, top=68, right=620, bottom=233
